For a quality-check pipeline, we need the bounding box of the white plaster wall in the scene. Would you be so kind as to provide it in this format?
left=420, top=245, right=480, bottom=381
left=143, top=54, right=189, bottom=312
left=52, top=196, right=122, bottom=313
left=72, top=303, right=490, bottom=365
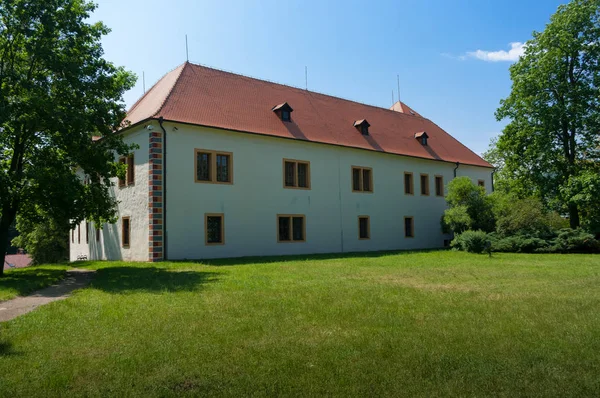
left=69, top=128, right=149, bottom=262
left=164, top=122, right=494, bottom=260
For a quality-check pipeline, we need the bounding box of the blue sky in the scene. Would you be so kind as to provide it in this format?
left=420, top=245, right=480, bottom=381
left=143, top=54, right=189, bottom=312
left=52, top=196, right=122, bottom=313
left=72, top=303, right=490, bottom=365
left=93, top=0, right=565, bottom=155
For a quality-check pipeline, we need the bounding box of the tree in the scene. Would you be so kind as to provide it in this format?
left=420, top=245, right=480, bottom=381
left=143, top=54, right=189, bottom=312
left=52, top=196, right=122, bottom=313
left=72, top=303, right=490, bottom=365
left=561, top=169, right=600, bottom=237
left=12, top=215, right=69, bottom=264
left=0, top=0, right=136, bottom=276
left=443, top=177, right=496, bottom=233
left=495, top=0, right=600, bottom=229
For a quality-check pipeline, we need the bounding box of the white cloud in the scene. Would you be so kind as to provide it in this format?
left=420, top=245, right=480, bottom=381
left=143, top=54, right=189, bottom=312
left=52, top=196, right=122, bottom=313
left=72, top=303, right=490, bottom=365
left=467, top=42, right=526, bottom=62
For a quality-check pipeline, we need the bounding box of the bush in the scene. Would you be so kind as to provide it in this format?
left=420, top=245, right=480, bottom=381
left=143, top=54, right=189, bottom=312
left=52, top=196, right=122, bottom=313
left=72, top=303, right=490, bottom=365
left=12, top=217, right=69, bottom=265
left=492, top=193, right=568, bottom=237
left=442, top=206, right=472, bottom=234
left=489, top=229, right=600, bottom=254
left=490, top=234, right=549, bottom=253
left=452, top=230, right=491, bottom=254
left=445, top=177, right=496, bottom=233
left=552, top=228, right=600, bottom=253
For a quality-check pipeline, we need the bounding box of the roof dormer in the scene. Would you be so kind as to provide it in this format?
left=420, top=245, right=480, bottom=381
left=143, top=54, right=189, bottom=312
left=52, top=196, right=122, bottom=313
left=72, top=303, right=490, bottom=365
left=415, top=131, right=429, bottom=146
left=272, top=102, right=293, bottom=122
left=354, top=119, right=370, bottom=136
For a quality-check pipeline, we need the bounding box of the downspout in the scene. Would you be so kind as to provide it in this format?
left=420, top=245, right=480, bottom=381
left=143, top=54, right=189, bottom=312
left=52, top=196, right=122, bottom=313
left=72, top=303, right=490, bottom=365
left=491, top=168, right=496, bottom=192
left=158, top=117, right=168, bottom=260
left=453, top=161, right=460, bottom=178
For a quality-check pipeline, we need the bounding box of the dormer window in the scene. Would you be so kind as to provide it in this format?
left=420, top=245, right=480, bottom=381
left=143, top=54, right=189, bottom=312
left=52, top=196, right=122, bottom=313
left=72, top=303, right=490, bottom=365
left=354, top=119, right=370, bottom=136
left=272, top=102, right=293, bottom=122
left=415, top=131, right=429, bottom=146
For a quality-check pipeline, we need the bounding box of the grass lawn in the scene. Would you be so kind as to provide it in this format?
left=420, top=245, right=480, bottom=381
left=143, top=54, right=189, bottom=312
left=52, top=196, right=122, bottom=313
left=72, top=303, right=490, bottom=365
left=0, top=265, right=71, bottom=301
left=0, top=251, right=599, bottom=397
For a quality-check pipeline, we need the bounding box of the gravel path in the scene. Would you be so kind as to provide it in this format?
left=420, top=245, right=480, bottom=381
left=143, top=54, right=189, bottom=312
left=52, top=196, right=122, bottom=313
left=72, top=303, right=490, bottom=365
left=0, top=269, right=95, bottom=322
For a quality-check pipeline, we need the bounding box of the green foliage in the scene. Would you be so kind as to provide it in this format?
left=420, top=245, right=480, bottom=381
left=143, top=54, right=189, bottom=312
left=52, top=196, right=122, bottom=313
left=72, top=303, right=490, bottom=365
left=494, top=0, right=600, bottom=228
left=490, top=234, right=550, bottom=253
left=561, top=170, right=600, bottom=236
left=552, top=228, right=600, bottom=253
left=451, top=230, right=491, bottom=254
left=12, top=216, right=69, bottom=265
left=492, top=193, right=568, bottom=237
left=0, top=0, right=136, bottom=274
left=490, top=229, right=599, bottom=254
left=442, top=206, right=472, bottom=234
left=444, top=177, right=495, bottom=233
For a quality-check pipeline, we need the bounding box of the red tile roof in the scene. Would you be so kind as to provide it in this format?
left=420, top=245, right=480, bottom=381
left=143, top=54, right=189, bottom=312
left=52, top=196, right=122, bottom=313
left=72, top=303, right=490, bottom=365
left=4, top=254, right=32, bottom=269
left=125, top=62, right=492, bottom=168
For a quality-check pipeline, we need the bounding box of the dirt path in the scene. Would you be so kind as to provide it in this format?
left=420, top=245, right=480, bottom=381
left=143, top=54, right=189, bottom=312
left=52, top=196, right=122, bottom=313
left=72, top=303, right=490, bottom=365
left=0, top=269, right=95, bottom=322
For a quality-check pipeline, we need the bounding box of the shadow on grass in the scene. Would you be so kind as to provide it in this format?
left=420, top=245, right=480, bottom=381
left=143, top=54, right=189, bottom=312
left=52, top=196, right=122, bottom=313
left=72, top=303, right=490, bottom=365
left=0, top=267, right=67, bottom=299
left=184, top=248, right=449, bottom=266
left=0, top=341, right=21, bottom=357
left=89, top=267, right=219, bottom=295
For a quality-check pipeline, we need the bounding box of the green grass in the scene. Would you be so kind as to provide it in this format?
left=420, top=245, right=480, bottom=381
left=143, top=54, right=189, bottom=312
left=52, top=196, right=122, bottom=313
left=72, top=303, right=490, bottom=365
left=0, top=265, right=71, bottom=301
left=1, top=251, right=599, bottom=397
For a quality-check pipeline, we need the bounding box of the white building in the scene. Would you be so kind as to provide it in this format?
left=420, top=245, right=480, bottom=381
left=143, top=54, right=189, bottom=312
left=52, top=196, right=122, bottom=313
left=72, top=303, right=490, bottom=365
left=69, top=62, right=493, bottom=262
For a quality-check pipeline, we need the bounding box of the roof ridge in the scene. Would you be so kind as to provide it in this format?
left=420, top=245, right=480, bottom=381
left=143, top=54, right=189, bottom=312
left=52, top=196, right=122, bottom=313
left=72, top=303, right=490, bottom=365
left=152, top=62, right=188, bottom=118
left=185, top=61, right=427, bottom=120
left=127, top=64, right=182, bottom=115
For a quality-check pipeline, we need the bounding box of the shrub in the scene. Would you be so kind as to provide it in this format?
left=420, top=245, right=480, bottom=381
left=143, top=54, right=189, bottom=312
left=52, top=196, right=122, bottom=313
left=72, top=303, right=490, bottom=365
left=490, top=234, right=549, bottom=253
left=445, top=177, right=496, bottom=233
left=552, top=228, right=600, bottom=253
left=452, top=230, right=491, bottom=254
left=492, top=193, right=568, bottom=237
left=442, top=206, right=472, bottom=234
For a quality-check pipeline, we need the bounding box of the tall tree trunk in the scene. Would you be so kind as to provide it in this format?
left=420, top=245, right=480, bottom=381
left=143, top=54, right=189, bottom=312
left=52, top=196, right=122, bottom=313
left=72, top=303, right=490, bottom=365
left=569, top=203, right=581, bottom=229
left=0, top=210, right=17, bottom=277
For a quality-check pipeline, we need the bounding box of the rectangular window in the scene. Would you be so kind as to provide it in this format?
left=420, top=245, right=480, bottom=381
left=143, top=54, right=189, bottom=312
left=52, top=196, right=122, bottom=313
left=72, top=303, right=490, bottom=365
left=216, top=154, right=230, bottom=183
left=277, top=215, right=305, bottom=242
left=122, top=217, right=130, bottom=248
left=478, top=179, right=485, bottom=188
left=404, top=172, right=414, bottom=195
left=71, top=229, right=74, bottom=244
left=96, top=225, right=100, bottom=242
left=119, top=155, right=134, bottom=187
left=283, top=159, right=310, bottom=189
left=435, top=175, right=444, bottom=197
left=78, top=224, right=81, bottom=244
left=127, top=155, right=135, bottom=185
left=86, top=222, right=89, bottom=244
left=404, top=216, right=414, bottom=238
left=205, top=214, right=224, bottom=245
left=420, top=174, right=430, bottom=196
left=195, top=149, right=233, bottom=184
left=358, top=216, right=370, bottom=240
left=118, top=157, right=126, bottom=187
left=351, top=166, right=373, bottom=192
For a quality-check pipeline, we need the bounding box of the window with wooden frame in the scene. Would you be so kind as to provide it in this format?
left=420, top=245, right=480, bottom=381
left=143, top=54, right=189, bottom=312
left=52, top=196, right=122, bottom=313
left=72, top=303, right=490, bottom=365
left=358, top=216, right=370, bottom=240
left=404, top=216, right=415, bottom=238
left=404, top=172, right=414, bottom=195
left=283, top=159, right=310, bottom=189
left=86, top=222, right=89, bottom=244
left=351, top=166, right=373, bottom=192
left=71, top=229, right=74, bottom=244
left=119, top=155, right=135, bottom=187
left=420, top=174, right=430, bottom=196
left=435, top=175, right=444, bottom=197
left=96, top=225, right=100, bottom=242
left=205, top=213, right=224, bottom=245
left=195, top=149, right=233, bottom=184
left=122, top=217, right=131, bottom=248
left=478, top=179, right=485, bottom=188
left=277, top=214, right=305, bottom=242
left=77, top=224, right=81, bottom=244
